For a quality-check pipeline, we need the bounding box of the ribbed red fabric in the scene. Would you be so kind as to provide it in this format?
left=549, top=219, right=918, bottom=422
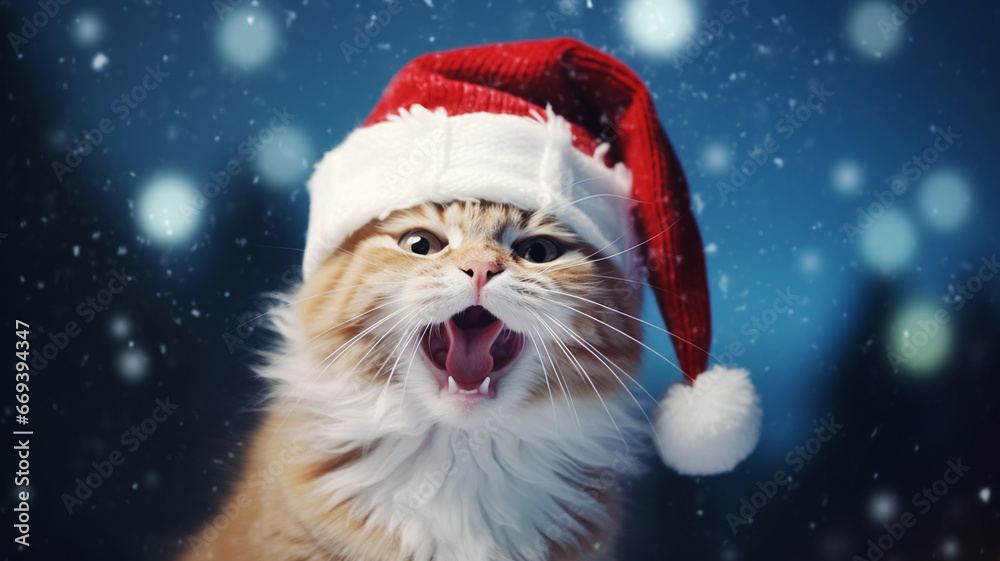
left=364, top=38, right=711, bottom=382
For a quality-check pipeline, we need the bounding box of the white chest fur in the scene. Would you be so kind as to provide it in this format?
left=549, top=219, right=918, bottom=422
left=262, top=311, right=649, bottom=561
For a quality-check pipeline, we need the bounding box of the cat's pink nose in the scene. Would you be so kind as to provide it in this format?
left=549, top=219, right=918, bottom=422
left=462, top=261, right=502, bottom=291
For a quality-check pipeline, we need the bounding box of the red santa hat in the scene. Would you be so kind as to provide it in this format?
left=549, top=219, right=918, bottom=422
left=304, top=38, right=761, bottom=476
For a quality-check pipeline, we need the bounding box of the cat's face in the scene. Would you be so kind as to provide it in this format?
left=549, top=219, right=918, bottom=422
left=296, top=201, right=642, bottom=425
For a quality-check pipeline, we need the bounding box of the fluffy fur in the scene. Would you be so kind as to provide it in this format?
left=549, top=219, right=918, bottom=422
left=655, top=366, right=762, bottom=476
left=182, top=201, right=660, bottom=561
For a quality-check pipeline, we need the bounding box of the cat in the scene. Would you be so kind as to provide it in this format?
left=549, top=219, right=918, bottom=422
left=181, top=200, right=657, bottom=561
left=180, top=36, right=765, bottom=560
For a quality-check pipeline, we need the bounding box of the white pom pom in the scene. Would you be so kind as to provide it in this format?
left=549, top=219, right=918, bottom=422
left=654, top=365, right=762, bottom=476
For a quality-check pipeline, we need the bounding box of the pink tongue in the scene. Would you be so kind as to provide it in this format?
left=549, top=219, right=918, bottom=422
left=444, top=319, right=504, bottom=383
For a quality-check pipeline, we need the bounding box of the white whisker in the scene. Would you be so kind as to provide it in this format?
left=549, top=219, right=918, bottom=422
left=524, top=328, right=559, bottom=426
left=534, top=312, right=629, bottom=451
left=529, top=321, right=581, bottom=430
left=543, top=313, right=658, bottom=430
left=537, top=288, right=718, bottom=381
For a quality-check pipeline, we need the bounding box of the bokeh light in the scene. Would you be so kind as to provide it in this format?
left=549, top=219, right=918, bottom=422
left=868, top=490, right=899, bottom=523
left=799, top=249, right=822, bottom=275
left=254, top=127, right=314, bottom=187
left=217, top=7, right=280, bottom=69
left=137, top=174, right=200, bottom=243
left=887, top=302, right=953, bottom=377
left=110, top=315, right=131, bottom=339
left=622, top=0, right=696, bottom=55
left=847, top=2, right=905, bottom=59
left=92, top=52, right=109, bottom=71
left=918, top=169, right=972, bottom=231
left=71, top=12, right=104, bottom=47
left=118, top=346, right=149, bottom=383
left=940, top=538, right=960, bottom=559
left=832, top=159, right=863, bottom=194
left=702, top=142, right=730, bottom=173
left=860, top=210, right=917, bottom=272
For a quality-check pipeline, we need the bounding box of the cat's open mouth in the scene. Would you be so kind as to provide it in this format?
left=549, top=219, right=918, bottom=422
left=419, top=305, right=524, bottom=400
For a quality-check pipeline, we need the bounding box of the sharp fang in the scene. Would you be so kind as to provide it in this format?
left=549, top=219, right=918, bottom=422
left=479, top=377, right=490, bottom=394
left=448, top=376, right=458, bottom=394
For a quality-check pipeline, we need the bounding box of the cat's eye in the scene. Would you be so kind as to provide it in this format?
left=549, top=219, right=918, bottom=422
left=398, top=230, right=444, bottom=256
left=516, top=237, right=563, bottom=263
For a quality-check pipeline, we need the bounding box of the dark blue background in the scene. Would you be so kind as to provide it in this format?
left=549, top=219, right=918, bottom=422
left=2, top=0, right=998, bottom=559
